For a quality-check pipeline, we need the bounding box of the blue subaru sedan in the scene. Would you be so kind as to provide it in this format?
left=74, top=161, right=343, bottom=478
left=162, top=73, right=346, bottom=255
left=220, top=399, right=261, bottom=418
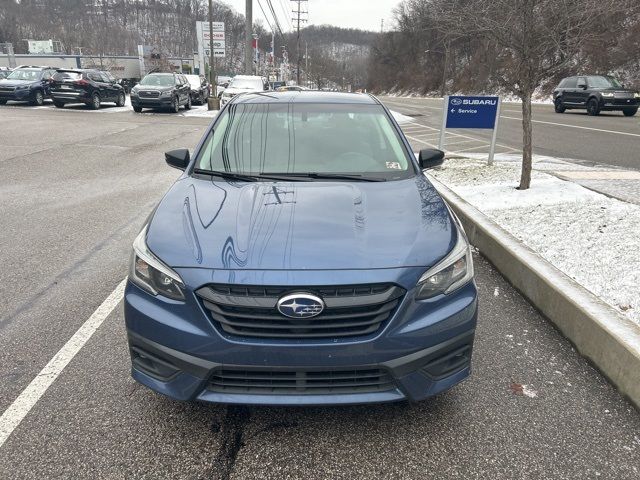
left=124, top=91, right=478, bottom=406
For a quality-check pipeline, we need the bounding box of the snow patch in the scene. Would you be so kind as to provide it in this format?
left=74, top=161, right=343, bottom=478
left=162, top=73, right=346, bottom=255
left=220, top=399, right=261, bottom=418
left=430, top=157, right=640, bottom=325
left=389, top=110, right=414, bottom=125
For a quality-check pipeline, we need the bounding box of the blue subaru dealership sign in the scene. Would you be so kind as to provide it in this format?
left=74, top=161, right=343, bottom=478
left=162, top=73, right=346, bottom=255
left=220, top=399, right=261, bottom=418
left=446, top=95, right=499, bottom=129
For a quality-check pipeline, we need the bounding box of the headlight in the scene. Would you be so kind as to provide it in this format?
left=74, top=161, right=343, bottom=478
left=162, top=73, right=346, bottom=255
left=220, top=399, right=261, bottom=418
left=16, top=85, right=29, bottom=90
left=159, top=90, right=173, bottom=97
left=601, top=92, right=614, bottom=97
left=635, top=92, right=640, bottom=98
left=130, top=88, right=138, bottom=96
left=415, top=228, right=474, bottom=300
left=130, top=225, right=185, bottom=300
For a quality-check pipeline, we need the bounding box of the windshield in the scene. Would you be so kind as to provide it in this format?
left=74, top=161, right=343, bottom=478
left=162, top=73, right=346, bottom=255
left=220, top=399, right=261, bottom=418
left=53, top=71, right=82, bottom=81
left=7, top=69, right=42, bottom=81
left=588, top=76, right=622, bottom=88
left=228, top=77, right=263, bottom=90
left=195, top=103, right=414, bottom=180
left=185, top=75, right=201, bottom=88
left=139, top=75, right=175, bottom=87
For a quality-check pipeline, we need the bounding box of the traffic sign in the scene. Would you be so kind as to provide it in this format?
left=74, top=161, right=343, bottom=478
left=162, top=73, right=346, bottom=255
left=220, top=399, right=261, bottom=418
left=445, top=96, right=499, bottom=129
left=439, top=95, right=502, bottom=164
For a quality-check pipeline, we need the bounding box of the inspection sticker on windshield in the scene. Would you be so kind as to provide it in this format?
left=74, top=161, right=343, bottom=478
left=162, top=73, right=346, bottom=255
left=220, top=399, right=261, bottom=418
left=386, top=162, right=401, bottom=170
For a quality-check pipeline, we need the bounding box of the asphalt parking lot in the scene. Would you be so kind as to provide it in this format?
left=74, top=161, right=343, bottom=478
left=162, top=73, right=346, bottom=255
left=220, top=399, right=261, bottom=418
left=1, top=103, right=639, bottom=479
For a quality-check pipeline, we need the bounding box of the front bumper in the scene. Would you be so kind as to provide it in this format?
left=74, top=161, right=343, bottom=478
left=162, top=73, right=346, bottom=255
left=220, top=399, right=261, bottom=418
left=125, top=270, right=478, bottom=405
left=0, top=89, right=32, bottom=101
left=601, top=98, right=639, bottom=109
left=131, top=96, right=173, bottom=108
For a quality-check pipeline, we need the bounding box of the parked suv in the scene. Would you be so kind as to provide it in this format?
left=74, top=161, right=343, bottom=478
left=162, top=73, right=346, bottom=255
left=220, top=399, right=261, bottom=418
left=553, top=75, right=639, bottom=116
left=0, top=66, right=57, bottom=106
left=185, top=74, right=209, bottom=105
left=130, top=73, right=191, bottom=113
left=124, top=92, right=478, bottom=406
left=50, top=69, right=126, bottom=109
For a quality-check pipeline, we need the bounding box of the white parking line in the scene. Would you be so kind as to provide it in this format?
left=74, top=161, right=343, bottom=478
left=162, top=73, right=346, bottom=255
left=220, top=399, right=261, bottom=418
left=500, top=115, right=640, bottom=137
left=0, top=278, right=126, bottom=449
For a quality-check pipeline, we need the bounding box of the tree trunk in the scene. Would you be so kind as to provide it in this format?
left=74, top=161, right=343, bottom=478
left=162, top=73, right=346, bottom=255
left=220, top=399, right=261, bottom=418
left=519, top=90, right=533, bottom=190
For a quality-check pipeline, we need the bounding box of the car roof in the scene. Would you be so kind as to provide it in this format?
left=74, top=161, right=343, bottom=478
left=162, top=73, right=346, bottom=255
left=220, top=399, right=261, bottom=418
left=233, top=91, right=379, bottom=105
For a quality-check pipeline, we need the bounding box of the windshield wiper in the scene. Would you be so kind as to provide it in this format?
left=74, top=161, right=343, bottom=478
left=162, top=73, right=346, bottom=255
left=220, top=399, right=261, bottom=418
left=274, top=173, right=387, bottom=182
left=193, top=168, right=303, bottom=182
left=193, top=168, right=259, bottom=182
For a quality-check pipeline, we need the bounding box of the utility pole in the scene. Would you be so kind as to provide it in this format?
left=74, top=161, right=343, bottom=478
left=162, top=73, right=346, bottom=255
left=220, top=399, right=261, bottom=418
left=245, top=0, right=253, bottom=74
left=207, top=0, right=219, bottom=109
left=381, top=19, right=384, bottom=33
left=291, top=0, right=308, bottom=85
left=304, top=41, right=308, bottom=87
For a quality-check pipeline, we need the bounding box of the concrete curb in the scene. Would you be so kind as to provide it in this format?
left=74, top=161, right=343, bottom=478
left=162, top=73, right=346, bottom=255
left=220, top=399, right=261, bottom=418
left=429, top=175, right=640, bottom=409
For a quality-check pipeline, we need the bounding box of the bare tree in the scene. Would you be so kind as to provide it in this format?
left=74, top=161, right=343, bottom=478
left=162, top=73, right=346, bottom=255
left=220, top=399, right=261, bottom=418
left=435, top=0, right=638, bottom=189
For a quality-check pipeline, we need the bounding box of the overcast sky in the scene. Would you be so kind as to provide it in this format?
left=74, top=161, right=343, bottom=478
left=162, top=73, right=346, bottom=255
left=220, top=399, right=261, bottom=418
left=221, top=0, right=400, bottom=32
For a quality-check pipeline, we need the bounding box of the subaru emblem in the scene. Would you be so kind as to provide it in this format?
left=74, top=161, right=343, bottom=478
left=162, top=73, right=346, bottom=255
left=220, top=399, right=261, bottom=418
left=277, top=293, right=325, bottom=319
left=451, top=98, right=463, bottom=106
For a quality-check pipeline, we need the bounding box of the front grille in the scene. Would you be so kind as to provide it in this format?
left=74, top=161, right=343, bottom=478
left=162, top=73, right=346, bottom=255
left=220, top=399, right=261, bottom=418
left=208, top=368, right=395, bottom=394
left=139, top=90, right=160, bottom=98
left=196, top=283, right=405, bottom=339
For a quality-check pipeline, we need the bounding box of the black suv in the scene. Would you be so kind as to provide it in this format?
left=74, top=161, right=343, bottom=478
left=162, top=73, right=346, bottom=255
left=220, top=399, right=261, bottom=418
left=0, top=66, right=57, bottom=106
left=130, top=73, right=192, bottom=113
left=553, top=75, right=639, bottom=117
left=50, top=69, right=126, bottom=109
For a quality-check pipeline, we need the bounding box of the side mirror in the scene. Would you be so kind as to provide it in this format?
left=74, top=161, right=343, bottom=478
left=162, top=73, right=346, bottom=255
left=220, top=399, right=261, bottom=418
left=579, top=84, right=587, bottom=90
left=419, top=148, right=445, bottom=169
left=165, top=148, right=190, bottom=171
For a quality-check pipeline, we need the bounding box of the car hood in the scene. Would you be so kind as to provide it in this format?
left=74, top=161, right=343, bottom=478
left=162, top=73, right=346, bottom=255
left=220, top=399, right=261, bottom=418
left=146, top=176, right=456, bottom=271
left=0, top=79, right=36, bottom=87
left=593, top=87, right=636, bottom=93
left=135, top=85, right=172, bottom=91
left=224, top=86, right=262, bottom=95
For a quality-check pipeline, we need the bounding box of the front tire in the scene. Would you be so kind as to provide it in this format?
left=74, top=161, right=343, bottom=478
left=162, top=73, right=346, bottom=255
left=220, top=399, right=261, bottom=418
left=30, top=90, right=44, bottom=106
left=554, top=98, right=566, bottom=113
left=623, top=108, right=638, bottom=117
left=53, top=101, right=65, bottom=108
left=170, top=96, right=179, bottom=113
left=586, top=98, right=600, bottom=116
left=132, top=105, right=142, bottom=113
left=116, top=92, right=126, bottom=107
left=0, top=99, right=7, bottom=105
left=89, top=93, right=101, bottom=110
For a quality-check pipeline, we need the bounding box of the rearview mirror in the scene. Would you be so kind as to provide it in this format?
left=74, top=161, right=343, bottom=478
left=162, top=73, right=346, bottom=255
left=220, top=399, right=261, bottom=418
left=419, top=148, right=445, bottom=169
left=165, top=148, right=190, bottom=171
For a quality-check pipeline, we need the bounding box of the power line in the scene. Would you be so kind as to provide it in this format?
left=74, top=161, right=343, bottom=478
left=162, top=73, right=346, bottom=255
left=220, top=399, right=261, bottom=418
left=257, top=0, right=275, bottom=33
left=276, top=0, right=294, bottom=30
left=266, top=0, right=286, bottom=38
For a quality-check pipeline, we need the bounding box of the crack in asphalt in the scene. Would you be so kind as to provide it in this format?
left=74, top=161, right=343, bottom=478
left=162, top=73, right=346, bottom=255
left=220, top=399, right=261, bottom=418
left=206, top=405, right=252, bottom=480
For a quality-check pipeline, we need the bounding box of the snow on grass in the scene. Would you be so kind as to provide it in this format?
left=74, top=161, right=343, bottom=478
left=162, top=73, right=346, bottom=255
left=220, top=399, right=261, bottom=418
left=430, top=157, right=640, bottom=324
left=389, top=110, right=414, bottom=125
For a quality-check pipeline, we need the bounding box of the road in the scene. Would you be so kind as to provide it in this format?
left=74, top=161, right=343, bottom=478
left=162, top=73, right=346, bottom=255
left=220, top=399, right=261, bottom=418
left=1, top=104, right=639, bottom=479
left=380, top=96, right=640, bottom=171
